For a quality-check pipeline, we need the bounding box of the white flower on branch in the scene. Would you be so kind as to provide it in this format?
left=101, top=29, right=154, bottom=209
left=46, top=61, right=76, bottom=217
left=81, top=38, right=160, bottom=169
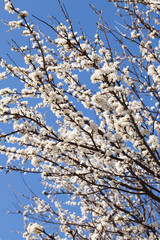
left=27, top=222, right=44, bottom=235
left=0, top=0, right=160, bottom=239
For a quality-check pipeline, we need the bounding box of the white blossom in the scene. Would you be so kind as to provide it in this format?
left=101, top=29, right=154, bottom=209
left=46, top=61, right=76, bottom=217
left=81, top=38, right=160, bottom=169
left=18, top=10, right=28, bottom=19
left=27, top=222, right=44, bottom=235
left=0, top=0, right=160, bottom=239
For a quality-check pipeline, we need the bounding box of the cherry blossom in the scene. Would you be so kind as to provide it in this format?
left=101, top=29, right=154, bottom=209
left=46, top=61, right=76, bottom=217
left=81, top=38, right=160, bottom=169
left=0, top=0, right=160, bottom=239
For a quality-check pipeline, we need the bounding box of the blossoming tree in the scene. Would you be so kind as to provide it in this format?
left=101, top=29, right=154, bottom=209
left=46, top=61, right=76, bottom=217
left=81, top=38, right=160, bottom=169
left=0, top=0, right=160, bottom=239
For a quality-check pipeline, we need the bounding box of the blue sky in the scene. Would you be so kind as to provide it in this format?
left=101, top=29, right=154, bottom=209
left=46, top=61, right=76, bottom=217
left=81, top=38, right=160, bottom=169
left=0, top=1, right=116, bottom=239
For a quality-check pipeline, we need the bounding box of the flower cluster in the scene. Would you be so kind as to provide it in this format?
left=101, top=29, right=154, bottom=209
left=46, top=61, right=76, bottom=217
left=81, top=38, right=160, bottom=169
left=0, top=1, right=160, bottom=239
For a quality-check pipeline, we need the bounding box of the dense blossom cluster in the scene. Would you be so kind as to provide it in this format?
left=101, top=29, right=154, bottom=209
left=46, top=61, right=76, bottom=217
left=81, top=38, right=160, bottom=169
left=0, top=0, right=160, bottom=239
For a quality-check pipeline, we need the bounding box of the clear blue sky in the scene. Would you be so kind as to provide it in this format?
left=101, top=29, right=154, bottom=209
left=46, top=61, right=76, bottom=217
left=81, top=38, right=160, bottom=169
left=0, top=1, right=116, bottom=239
